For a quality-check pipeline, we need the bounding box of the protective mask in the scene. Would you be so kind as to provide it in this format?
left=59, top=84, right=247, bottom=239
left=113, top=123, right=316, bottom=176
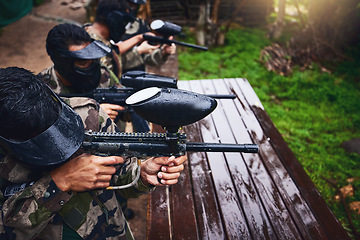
left=52, top=40, right=111, bottom=92
left=107, top=10, right=135, bottom=43
left=0, top=89, right=84, bottom=170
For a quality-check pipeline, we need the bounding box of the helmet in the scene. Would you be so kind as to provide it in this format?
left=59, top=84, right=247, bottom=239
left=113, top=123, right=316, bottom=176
left=107, top=10, right=135, bottom=42
left=0, top=89, right=84, bottom=170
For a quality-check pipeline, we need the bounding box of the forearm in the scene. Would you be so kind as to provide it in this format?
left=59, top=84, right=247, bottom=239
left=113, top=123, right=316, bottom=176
left=116, top=34, right=143, bottom=55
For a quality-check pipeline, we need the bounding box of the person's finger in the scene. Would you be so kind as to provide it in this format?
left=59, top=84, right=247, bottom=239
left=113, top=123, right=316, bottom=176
left=94, top=156, right=124, bottom=166
left=151, top=156, right=169, bottom=165
left=161, top=164, right=184, bottom=173
left=93, top=181, right=111, bottom=189
left=158, top=178, right=179, bottom=185
left=109, top=104, right=125, bottom=111
left=106, top=111, right=119, bottom=118
left=101, top=103, right=125, bottom=111
left=173, top=155, right=187, bottom=165
left=94, top=174, right=113, bottom=182
left=157, top=171, right=180, bottom=181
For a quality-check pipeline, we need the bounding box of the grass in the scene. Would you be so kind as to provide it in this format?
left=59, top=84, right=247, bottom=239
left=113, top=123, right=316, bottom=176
left=177, top=27, right=360, bottom=238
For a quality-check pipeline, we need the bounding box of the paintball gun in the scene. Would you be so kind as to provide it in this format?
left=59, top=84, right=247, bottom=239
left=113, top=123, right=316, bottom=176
left=143, top=20, right=208, bottom=51
left=59, top=71, right=236, bottom=132
left=83, top=87, right=258, bottom=189
left=83, top=87, right=258, bottom=159
left=59, top=71, right=236, bottom=106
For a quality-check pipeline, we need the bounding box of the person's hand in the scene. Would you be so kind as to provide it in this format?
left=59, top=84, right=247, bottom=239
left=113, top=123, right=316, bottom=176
left=161, top=36, right=176, bottom=55
left=140, top=155, right=187, bottom=186
left=137, top=40, right=160, bottom=55
left=100, top=103, right=125, bottom=121
left=50, top=153, right=124, bottom=192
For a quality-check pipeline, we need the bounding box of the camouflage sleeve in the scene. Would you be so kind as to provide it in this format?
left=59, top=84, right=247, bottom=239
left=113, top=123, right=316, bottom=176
left=121, top=47, right=145, bottom=71
left=143, top=48, right=169, bottom=67
left=0, top=175, right=72, bottom=239
left=112, top=157, right=155, bottom=199
left=62, top=97, right=120, bottom=133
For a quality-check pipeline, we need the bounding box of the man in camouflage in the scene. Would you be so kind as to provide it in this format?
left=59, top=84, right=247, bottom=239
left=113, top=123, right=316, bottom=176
left=40, top=23, right=150, bottom=219
left=39, top=23, right=125, bottom=123
left=83, top=0, right=143, bottom=79
left=0, top=67, right=186, bottom=239
left=121, top=0, right=176, bottom=73
left=83, top=0, right=175, bottom=77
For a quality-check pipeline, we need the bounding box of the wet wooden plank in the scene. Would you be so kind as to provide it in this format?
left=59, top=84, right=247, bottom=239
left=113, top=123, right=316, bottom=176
left=147, top=78, right=350, bottom=240
left=180, top=80, right=227, bottom=239
left=231, top=78, right=351, bottom=240
left=170, top=155, right=199, bottom=239
left=196, top=78, right=302, bottom=239
left=147, top=186, right=171, bottom=239
left=185, top=80, right=252, bottom=239
left=224, top=78, right=336, bottom=239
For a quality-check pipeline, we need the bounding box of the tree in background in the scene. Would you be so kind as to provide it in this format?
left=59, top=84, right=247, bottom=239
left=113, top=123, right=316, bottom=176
left=267, top=0, right=286, bottom=39
left=261, top=0, right=360, bottom=75
left=195, top=0, right=249, bottom=47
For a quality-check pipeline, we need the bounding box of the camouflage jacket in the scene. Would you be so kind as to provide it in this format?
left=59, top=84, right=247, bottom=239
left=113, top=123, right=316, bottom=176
left=0, top=98, right=155, bottom=240
left=84, top=25, right=123, bottom=79
left=122, top=18, right=169, bottom=72
left=38, top=65, right=120, bottom=94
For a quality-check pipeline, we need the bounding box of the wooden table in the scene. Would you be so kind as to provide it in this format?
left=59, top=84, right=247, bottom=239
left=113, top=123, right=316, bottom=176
left=147, top=78, right=350, bottom=240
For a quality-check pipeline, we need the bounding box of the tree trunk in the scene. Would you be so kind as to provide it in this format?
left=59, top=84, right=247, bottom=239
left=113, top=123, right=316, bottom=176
left=195, top=2, right=206, bottom=46
left=211, top=0, right=221, bottom=24
left=267, top=0, right=286, bottom=39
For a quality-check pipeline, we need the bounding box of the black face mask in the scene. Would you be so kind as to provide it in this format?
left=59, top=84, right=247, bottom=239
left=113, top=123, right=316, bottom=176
left=50, top=40, right=111, bottom=92
left=54, top=58, right=101, bottom=92
left=107, top=10, right=135, bottom=42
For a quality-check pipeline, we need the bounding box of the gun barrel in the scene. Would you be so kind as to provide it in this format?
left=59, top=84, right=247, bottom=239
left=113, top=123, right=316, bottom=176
left=205, top=94, right=236, bottom=99
left=143, top=34, right=208, bottom=51
left=170, top=39, right=208, bottom=51
left=186, top=142, right=259, bottom=153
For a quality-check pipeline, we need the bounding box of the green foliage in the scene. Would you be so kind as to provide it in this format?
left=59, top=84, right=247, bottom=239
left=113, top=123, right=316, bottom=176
left=179, top=28, right=271, bottom=80
left=178, top=27, right=360, bottom=237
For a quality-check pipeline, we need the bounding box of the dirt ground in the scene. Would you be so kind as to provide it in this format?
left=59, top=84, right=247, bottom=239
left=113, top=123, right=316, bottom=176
left=0, top=0, right=86, bottom=73
left=0, top=1, right=177, bottom=239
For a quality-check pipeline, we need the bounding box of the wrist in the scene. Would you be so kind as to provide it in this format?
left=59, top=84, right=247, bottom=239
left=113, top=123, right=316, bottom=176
left=135, top=46, right=143, bottom=55
left=50, top=169, right=70, bottom=192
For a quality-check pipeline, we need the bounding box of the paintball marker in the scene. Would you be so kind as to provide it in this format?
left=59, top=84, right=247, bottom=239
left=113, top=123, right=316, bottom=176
left=59, top=71, right=236, bottom=105
left=143, top=20, right=208, bottom=51
left=59, top=71, right=236, bottom=132
left=83, top=87, right=258, bottom=159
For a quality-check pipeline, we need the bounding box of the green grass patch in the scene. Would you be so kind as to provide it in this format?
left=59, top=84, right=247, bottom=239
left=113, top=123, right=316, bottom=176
left=178, top=27, right=360, bottom=237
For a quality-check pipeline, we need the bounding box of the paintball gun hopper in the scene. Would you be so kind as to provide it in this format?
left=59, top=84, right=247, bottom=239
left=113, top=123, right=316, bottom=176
left=150, top=20, right=182, bottom=37
left=126, top=87, right=217, bottom=131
